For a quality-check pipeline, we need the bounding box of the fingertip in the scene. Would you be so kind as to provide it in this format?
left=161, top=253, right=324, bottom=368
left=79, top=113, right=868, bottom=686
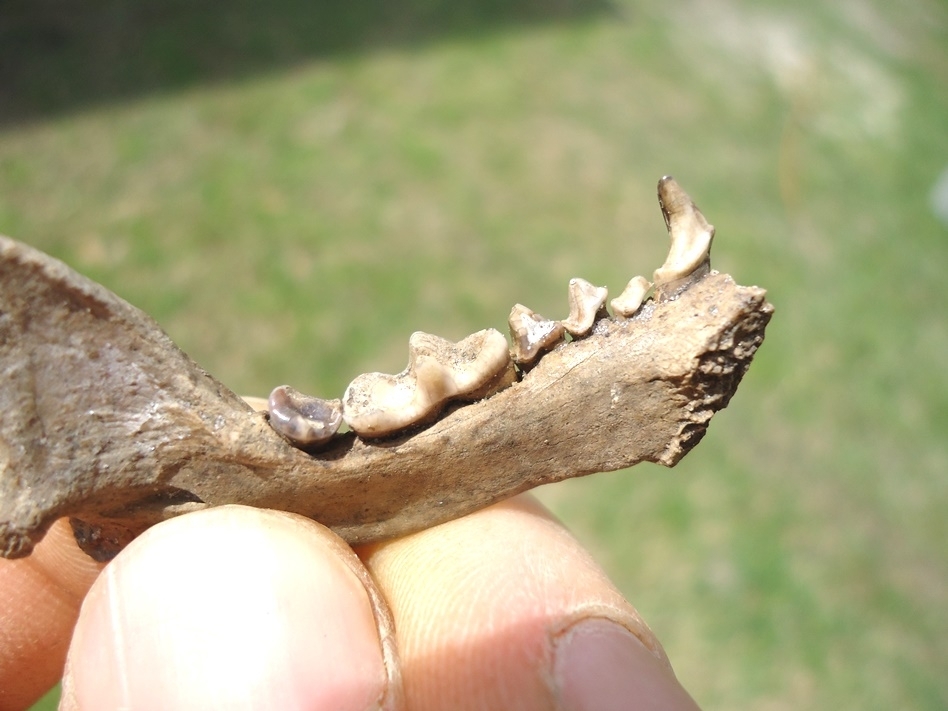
left=552, top=617, right=701, bottom=711
left=360, top=494, right=682, bottom=711
left=62, top=506, right=395, bottom=711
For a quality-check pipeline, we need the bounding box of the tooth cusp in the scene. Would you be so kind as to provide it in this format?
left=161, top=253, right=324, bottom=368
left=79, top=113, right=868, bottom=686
left=611, top=276, right=652, bottom=317
left=561, top=278, right=608, bottom=337
left=268, top=385, right=343, bottom=447
left=342, top=328, right=514, bottom=437
left=508, top=304, right=566, bottom=364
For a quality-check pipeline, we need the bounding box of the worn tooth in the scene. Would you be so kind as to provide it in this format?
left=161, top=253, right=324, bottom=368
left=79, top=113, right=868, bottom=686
left=342, top=328, right=515, bottom=438
left=268, top=386, right=343, bottom=447
left=652, top=176, right=714, bottom=295
left=561, top=278, right=608, bottom=337
left=508, top=304, right=566, bottom=364
left=611, top=276, right=652, bottom=317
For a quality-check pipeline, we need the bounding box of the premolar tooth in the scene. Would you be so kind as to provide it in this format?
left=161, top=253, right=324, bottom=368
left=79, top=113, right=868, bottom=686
left=268, top=386, right=343, bottom=447
left=652, top=176, right=714, bottom=294
left=342, top=328, right=515, bottom=438
left=508, top=304, right=565, bottom=364
left=561, top=278, right=608, bottom=337
left=611, top=276, right=652, bottom=317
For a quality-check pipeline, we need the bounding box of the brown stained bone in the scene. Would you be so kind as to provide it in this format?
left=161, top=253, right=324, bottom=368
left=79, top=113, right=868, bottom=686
left=0, top=180, right=773, bottom=561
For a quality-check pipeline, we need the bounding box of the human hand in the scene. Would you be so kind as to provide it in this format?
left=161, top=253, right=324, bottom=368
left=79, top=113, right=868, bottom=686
left=0, top=496, right=700, bottom=710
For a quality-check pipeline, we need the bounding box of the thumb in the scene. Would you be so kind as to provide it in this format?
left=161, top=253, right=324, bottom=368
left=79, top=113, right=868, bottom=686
left=61, top=505, right=401, bottom=711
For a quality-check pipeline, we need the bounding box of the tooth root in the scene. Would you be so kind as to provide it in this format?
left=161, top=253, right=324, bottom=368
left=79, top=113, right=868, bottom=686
left=268, top=386, right=343, bottom=447
left=561, top=278, right=609, bottom=337
left=509, top=304, right=566, bottom=364
left=652, top=176, right=714, bottom=295
left=611, top=276, right=652, bottom=317
left=342, top=328, right=514, bottom=438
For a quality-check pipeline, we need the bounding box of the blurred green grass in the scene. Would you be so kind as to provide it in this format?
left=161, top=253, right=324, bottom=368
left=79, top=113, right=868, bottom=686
left=5, top=0, right=947, bottom=708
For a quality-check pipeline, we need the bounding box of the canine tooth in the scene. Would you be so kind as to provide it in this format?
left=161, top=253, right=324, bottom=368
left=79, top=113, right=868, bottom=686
left=561, top=278, right=608, bottom=337
left=652, top=176, right=714, bottom=293
left=508, top=304, right=565, bottom=364
left=268, top=386, right=343, bottom=447
left=342, top=329, right=514, bottom=438
left=611, top=276, right=652, bottom=317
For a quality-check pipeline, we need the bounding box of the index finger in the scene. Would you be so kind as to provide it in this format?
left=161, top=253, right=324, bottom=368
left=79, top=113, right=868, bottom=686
left=0, top=519, right=104, bottom=710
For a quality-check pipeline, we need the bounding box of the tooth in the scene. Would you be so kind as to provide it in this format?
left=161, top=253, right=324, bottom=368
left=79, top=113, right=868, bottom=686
left=561, top=278, right=608, bottom=337
left=652, top=176, right=714, bottom=295
left=508, top=304, right=565, bottom=364
left=241, top=396, right=270, bottom=412
left=610, top=276, right=652, bottom=317
left=268, top=386, right=343, bottom=447
left=342, top=328, right=515, bottom=438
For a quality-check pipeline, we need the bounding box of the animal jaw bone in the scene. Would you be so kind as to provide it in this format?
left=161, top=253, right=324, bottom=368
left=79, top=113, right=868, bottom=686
left=0, top=177, right=772, bottom=561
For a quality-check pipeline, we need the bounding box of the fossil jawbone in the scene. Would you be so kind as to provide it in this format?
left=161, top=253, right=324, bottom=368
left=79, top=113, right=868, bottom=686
left=0, top=182, right=772, bottom=561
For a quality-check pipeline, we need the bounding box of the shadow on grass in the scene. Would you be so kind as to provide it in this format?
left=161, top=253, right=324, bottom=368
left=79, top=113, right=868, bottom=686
left=0, top=0, right=614, bottom=128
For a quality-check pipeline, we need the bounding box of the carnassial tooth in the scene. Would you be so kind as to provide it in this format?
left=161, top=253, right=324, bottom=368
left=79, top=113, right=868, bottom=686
left=610, top=276, right=652, bottom=317
left=652, top=176, right=714, bottom=296
left=561, top=278, right=608, bottom=337
left=508, top=304, right=565, bottom=364
left=342, top=328, right=515, bottom=438
left=268, top=385, right=343, bottom=447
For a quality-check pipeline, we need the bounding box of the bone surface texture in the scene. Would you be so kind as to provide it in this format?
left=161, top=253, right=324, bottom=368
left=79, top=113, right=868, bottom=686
left=0, top=177, right=772, bottom=561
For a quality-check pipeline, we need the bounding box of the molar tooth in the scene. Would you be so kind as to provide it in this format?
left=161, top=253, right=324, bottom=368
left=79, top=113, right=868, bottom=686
left=561, top=278, right=608, bottom=337
left=611, top=276, right=652, bottom=317
left=268, top=385, right=343, bottom=447
left=342, top=328, right=514, bottom=438
left=508, top=304, right=565, bottom=364
left=652, top=176, right=714, bottom=294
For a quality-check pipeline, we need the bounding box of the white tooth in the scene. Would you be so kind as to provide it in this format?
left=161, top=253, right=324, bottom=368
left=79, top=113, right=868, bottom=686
left=268, top=385, right=343, bottom=447
left=241, top=396, right=270, bottom=413
left=342, top=329, right=515, bottom=438
left=610, top=276, right=652, bottom=317
left=508, top=304, right=565, bottom=364
left=652, top=176, right=714, bottom=290
left=561, top=278, right=608, bottom=337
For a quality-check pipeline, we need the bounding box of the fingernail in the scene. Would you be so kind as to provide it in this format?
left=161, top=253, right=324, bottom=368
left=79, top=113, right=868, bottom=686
left=551, top=618, right=699, bottom=711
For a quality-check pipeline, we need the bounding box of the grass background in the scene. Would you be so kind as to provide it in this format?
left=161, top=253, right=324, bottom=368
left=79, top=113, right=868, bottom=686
left=2, top=0, right=946, bottom=708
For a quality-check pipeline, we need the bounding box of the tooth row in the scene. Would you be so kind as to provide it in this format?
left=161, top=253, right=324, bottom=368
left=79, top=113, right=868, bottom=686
left=267, top=276, right=641, bottom=444
left=342, top=329, right=516, bottom=437
left=267, top=176, right=713, bottom=447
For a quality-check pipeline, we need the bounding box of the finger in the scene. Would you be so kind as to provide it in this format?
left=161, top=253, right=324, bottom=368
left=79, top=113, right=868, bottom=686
left=0, top=519, right=104, bottom=710
left=360, top=494, right=700, bottom=711
left=61, top=505, right=402, bottom=711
